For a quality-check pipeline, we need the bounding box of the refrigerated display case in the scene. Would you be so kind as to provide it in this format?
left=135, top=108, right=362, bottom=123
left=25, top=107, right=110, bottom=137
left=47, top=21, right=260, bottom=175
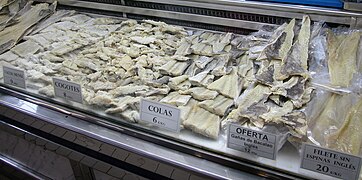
left=0, top=0, right=361, bottom=179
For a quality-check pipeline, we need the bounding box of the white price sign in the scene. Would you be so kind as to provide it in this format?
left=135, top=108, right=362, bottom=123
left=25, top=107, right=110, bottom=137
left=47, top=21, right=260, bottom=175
left=140, top=99, right=181, bottom=132
left=3, top=66, right=25, bottom=88
left=53, top=78, right=83, bottom=103
left=301, top=144, right=362, bottom=180
left=227, top=124, right=278, bottom=160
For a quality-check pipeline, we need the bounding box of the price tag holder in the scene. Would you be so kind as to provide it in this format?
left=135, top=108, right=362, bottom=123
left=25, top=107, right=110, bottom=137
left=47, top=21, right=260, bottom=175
left=140, top=99, right=181, bottom=132
left=3, top=66, right=26, bottom=89
left=53, top=78, right=83, bottom=103
left=227, top=124, right=277, bottom=160
left=301, top=144, right=362, bottom=180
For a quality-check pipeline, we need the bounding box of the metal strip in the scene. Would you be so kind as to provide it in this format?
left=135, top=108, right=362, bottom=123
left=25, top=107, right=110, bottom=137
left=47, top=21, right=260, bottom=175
left=56, top=0, right=277, bottom=30
left=130, top=0, right=362, bottom=25
left=0, top=154, right=52, bottom=180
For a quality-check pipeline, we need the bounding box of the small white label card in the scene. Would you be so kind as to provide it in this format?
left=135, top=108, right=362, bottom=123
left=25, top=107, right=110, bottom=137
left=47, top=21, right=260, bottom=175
left=301, top=144, right=362, bottom=180
left=3, top=66, right=26, bottom=88
left=227, top=124, right=277, bottom=160
left=53, top=78, right=83, bottom=103
left=140, top=99, right=181, bottom=132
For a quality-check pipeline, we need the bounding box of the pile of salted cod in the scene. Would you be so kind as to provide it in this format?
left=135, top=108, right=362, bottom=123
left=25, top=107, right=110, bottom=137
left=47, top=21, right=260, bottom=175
left=0, top=10, right=350, bottom=143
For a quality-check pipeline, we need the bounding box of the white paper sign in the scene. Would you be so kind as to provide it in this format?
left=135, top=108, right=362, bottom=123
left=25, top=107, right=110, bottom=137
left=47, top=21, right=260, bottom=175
left=3, top=66, right=25, bottom=88
left=53, top=78, right=83, bottom=103
left=227, top=124, right=277, bottom=160
left=301, top=144, right=362, bottom=180
left=140, top=99, right=181, bottom=132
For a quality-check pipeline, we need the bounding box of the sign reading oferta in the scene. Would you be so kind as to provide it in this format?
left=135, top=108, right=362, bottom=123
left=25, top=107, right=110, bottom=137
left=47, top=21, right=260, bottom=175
left=301, top=144, right=361, bottom=180
left=53, top=78, right=83, bottom=103
left=227, top=124, right=277, bottom=160
left=3, top=66, right=26, bottom=88
left=140, top=99, right=181, bottom=132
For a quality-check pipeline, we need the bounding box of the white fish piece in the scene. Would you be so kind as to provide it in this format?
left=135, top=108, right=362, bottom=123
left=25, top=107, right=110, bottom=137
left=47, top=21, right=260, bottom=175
left=0, top=50, right=18, bottom=62
left=135, top=85, right=170, bottom=96
left=171, top=55, right=189, bottom=61
left=191, top=43, right=206, bottom=55
left=183, top=103, right=220, bottom=139
left=327, top=30, right=360, bottom=87
left=210, top=54, right=230, bottom=76
left=11, top=40, right=41, bottom=57
left=62, top=60, right=78, bottom=71
left=183, top=61, right=199, bottom=76
left=160, top=91, right=191, bottom=106
left=61, top=14, right=91, bottom=24
left=41, top=52, right=64, bottom=62
left=195, top=56, right=213, bottom=69
left=168, top=75, right=188, bottom=86
left=74, top=58, right=98, bottom=71
left=178, top=99, right=198, bottom=123
left=110, top=84, right=149, bottom=96
left=130, top=36, right=156, bottom=45
left=89, top=81, right=117, bottom=91
left=189, top=71, right=214, bottom=87
left=175, top=39, right=191, bottom=55
left=31, top=10, right=76, bottom=35
left=23, top=34, right=51, bottom=48
left=179, top=87, right=218, bottom=101
left=87, top=71, right=102, bottom=81
left=0, top=3, right=54, bottom=54
left=27, top=69, right=52, bottom=84
left=38, top=85, right=54, bottom=97
left=159, top=60, right=190, bottom=76
left=120, top=109, right=140, bottom=123
left=260, top=101, right=294, bottom=123
left=88, top=91, right=114, bottom=107
left=105, top=96, right=141, bottom=114
left=207, top=67, right=239, bottom=99
left=198, top=95, right=233, bottom=116
left=236, top=85, right=271, bottom=114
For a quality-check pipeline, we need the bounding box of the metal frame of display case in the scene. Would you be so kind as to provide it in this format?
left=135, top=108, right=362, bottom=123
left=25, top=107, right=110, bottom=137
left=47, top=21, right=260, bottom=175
left=2, top=0, right=362, bottom=179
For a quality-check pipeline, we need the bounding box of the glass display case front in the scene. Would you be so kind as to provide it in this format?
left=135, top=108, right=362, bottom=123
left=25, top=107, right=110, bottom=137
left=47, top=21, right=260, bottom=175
left=0, top=0, right=361, bottom=179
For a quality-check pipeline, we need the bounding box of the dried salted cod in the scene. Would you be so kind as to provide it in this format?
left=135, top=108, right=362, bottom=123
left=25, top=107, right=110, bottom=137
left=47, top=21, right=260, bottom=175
left=280, top=16, right=311, bottom=78
left=260, top=101, right=294, bottom=123
left=175, top=39, right=191, bottom=55
left=179, top=87, right=218, bottom=101
left=105, top=96, right=141, bottom=114
left=31, top=10, right=76, bottom=35
left=207, top=67, right=239, bottom=99
left=11, top=40, right=41, bottom=57
left=160, top=91, right=191, bottom=106
left=0, top=50, right=18, bottom=62
left=183, top=102, right=220, bottom=139
left=159, top=60, right=190, bottom=76
left=38, top=85, right=54, bottom=97
left=236, top=85, right=271, bottom=114
left=0, top=2, right=54, bottom=54
left=327, top=30, right=360, bottom=87
left=110, top=84, right=149, bottom=96
left=255, top=60, right=275, bottom=86
left=195, top=56, right=213, bottom=69
left=189, top=71, right=214, bottom=87
left=178, top=98, right=198, bottom=123
left=88, top=81, right=117, bottom=91
left=326, top=98, right=362, bottom=155
left=271, top=76, right=307, bottom=100
left=88, top=91, right=114, bottom=107
left=211, top=54, right=230, bottom=76
left=198, top=95, right=233, bottom=116
left=259, top=19, right=295, bottom=61
left=281, top=111, right=308, bottom=137
left=120, top=109, right=140, bottom=123
left=168, top=75, right=191, bottom=91
left=309, top=94, right=355, bottom=145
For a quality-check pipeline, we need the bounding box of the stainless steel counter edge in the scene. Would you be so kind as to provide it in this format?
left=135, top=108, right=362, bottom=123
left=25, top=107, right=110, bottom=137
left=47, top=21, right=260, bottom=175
left=0, top=92, right=266, bottom=179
